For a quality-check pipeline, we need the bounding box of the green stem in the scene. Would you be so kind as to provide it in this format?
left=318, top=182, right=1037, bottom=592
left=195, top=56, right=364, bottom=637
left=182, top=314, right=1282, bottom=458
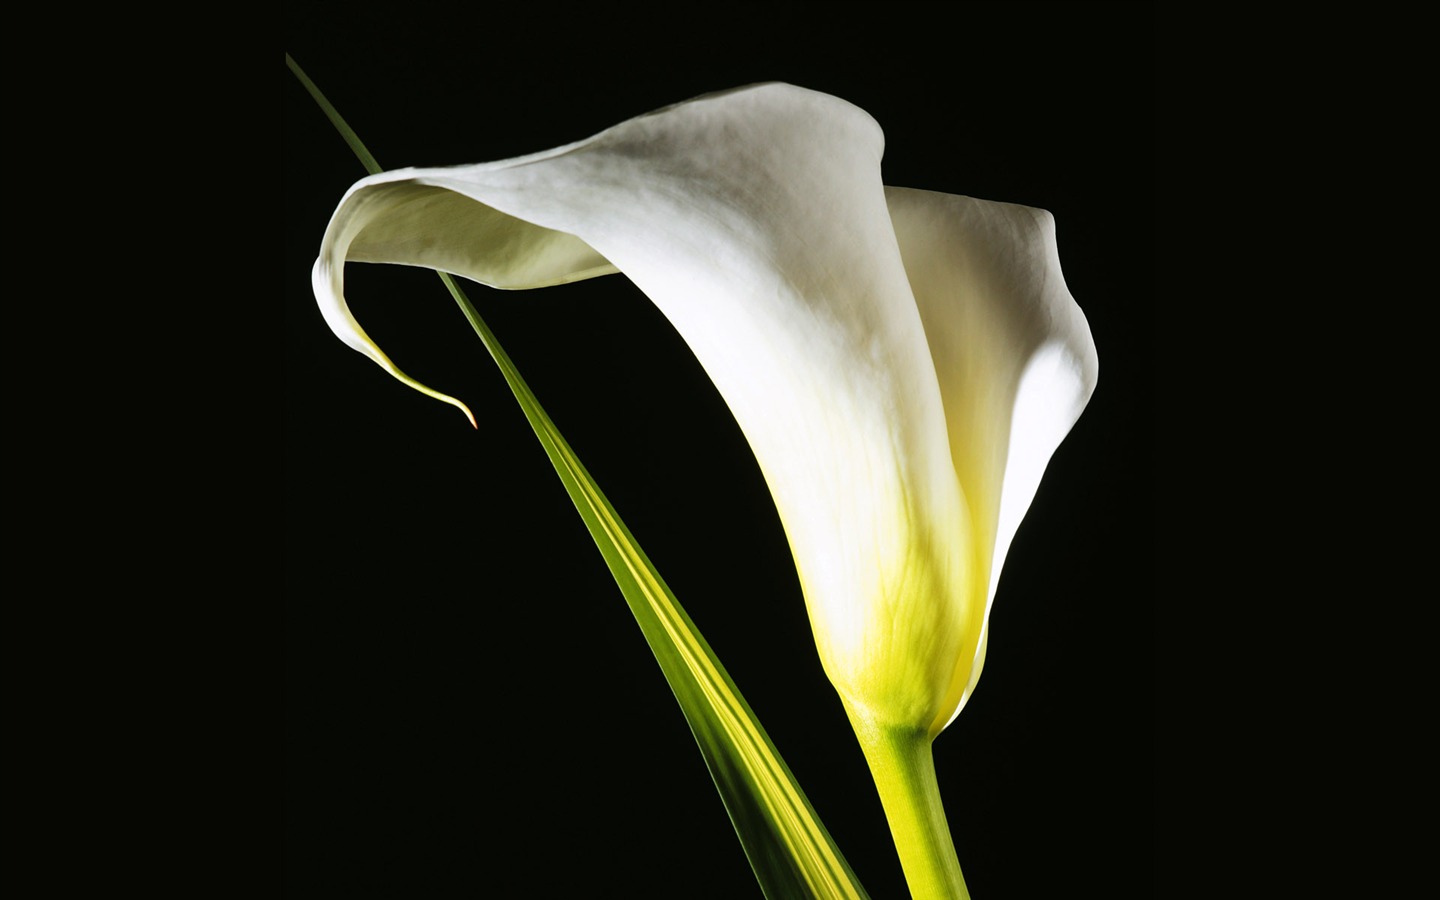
left=847, top=712, right=970, bottom=900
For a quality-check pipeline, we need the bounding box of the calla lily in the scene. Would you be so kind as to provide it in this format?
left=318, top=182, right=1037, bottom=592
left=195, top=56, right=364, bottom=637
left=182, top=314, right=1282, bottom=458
left=312, top=82, right=1097, bottom=898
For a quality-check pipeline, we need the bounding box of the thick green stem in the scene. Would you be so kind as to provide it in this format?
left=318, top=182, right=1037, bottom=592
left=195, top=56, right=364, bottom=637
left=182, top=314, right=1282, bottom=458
left=847, top=712, right=970, bottom=900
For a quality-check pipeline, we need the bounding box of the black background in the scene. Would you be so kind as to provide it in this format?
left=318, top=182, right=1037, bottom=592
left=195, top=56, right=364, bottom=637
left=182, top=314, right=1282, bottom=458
left=286, top=4, right=1154, bottom=897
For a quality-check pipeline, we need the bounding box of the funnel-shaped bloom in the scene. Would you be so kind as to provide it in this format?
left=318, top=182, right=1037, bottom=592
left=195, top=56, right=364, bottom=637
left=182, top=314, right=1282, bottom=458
left=312, top=83, right=1097, bottom=740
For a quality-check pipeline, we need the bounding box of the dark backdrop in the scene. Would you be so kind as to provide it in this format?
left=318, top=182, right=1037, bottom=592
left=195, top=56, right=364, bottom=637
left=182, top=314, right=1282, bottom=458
left=286, top=5, right=1154, bottom=897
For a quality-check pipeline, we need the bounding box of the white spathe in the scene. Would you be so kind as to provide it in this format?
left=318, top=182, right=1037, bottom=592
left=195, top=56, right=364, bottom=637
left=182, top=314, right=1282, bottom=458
left=312, top=83, right=1098, bottom=737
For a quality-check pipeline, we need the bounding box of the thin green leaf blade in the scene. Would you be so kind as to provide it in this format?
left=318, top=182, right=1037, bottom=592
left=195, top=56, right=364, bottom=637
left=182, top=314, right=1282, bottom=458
left=286, top=53, right=382, bottom=176
left=450, top=272, right=866, bottom=898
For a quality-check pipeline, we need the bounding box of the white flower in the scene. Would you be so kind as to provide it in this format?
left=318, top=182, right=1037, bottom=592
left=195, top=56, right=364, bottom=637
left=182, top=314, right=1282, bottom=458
left=312, top=82, right=1097, bottom=740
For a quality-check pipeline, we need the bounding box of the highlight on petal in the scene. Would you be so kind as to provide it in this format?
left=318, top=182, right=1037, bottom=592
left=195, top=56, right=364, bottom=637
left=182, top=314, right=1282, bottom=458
left=312, top=82, right=1097, bottom=741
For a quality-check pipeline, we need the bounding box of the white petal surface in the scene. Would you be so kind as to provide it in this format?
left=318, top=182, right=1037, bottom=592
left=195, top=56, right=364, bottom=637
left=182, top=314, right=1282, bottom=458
left=313, top=84, right=1096, bottom=737
left=886, top=187, right=1098, bottom=729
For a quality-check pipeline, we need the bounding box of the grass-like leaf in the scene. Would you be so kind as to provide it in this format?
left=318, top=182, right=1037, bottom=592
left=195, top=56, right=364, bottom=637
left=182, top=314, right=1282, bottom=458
left=287, top=53, right=869, bottom=900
